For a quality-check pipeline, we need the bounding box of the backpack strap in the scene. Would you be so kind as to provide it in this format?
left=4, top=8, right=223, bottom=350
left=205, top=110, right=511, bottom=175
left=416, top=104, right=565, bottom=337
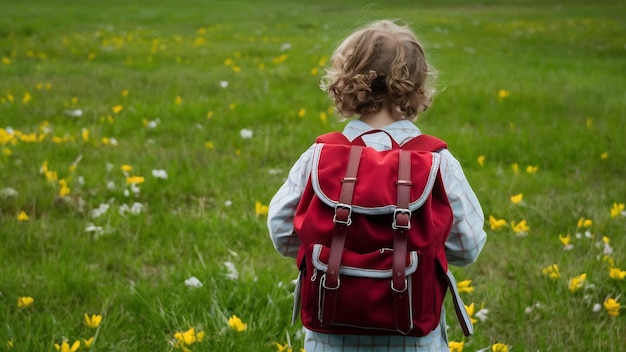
left=392, top=149, right=412, bottom=334
left=315, top=131, right=351, bottom=145
left=319, top=144, right=363, bottom=325
left=401, top=134, right=447, bottom=152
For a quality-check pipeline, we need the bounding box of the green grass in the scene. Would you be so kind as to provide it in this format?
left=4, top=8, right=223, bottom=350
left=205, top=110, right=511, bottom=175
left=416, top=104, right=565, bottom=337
left=1, top=0, right=625, bottom=351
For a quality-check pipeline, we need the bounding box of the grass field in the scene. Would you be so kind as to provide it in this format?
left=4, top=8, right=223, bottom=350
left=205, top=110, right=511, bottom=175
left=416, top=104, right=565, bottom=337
left=1, top=0, right=625, bottom=351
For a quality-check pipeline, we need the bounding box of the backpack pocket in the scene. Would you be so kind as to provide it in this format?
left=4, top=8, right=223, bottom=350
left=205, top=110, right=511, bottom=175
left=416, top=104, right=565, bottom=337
left=304, top=243, right=419, bottom=334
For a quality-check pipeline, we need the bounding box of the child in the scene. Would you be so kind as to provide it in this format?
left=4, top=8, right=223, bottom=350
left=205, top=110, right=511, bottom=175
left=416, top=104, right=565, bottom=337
left=268, top=20, right=487, bottom=351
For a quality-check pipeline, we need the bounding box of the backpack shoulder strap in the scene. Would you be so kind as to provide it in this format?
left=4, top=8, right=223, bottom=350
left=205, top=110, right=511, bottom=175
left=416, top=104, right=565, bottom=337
left=315, top=132, right=351, bottom=145
left=401, top=134, right=447, bottom=152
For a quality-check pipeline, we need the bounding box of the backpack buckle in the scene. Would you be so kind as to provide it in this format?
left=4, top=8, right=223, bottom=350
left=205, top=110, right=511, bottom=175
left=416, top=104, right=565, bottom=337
left=392, top=208, right=411, bottom=230
left=321, top=273, right=341, bottom=290
left=333, top=203, right=352, bottom=226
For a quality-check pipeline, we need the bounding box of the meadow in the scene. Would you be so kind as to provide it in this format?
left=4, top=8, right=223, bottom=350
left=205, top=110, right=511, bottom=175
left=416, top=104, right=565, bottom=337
left=0, top=0, right=625, bottom=351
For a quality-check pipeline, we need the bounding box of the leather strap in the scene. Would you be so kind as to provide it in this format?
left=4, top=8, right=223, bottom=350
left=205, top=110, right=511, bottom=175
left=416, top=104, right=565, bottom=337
left=445, top=269, right=474, bottom=336
left=393, top=149, right=412, bottom=334
left=320, top=145, right=362, bottom=325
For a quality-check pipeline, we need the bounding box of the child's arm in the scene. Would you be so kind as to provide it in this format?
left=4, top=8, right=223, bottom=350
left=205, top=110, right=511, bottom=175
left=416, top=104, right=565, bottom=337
left=267, top=145, right=315, bottom=259
left=439, top=150, right=487, bottom=267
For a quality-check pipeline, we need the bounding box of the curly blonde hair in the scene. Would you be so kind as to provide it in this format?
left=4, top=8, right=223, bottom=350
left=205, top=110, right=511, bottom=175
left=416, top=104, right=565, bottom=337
left=321, top=20, right=436, bottom=121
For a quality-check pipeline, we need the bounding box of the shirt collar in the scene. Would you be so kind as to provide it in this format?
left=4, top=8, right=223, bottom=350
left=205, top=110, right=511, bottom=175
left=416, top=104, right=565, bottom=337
left=342, top=119, right=422, bottom=145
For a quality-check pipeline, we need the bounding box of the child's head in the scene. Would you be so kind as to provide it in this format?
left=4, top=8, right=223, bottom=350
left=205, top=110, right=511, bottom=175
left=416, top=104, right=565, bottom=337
left=321, top=20, right=436, bottom=121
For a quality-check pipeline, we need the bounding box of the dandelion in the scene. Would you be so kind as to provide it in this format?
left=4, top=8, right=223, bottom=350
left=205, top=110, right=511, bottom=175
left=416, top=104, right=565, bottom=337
left=16, top=208, right=34, bottom=221
left=568, top=273, right=587, bottom=293
left=121, top=90, right=129, bottom=97
left=577, top=217, right=592, bottom=228
left=17, top=296, right=34, bottom=308
left=205, top=141, right=214, bottom=149
left=175, top=96, right=182, bottom=105
left=449, top=341, right=464, bottom=352
left=228, top=315, right=247, bottom=332
left=256, top=201, right=269, bottom=216
left=2, top=57, right=11, bottom=65
left=298, top=108, right=306, bottom=117
left=559, top=234, right=574, bottom=250
left=603, top=298, right=620, bottom=317
left=54, top=340, right=80, bottom=352
left=477, top=155, right=486, bottom=166
left=609, top=267, right=626, bottom=280
left=84, top=313, right=102, bottom=328
left=541, top=264, right=560, bottom=279
left=610, top=202, right=624, bottom=218
left=600, top=152, right=609, bottom=159
left=111, top=105, right=123, bottom=114
left=464, top=302, right=488, bottom=324
left=488, top=215, right=507, bottom=231
left=125, top=176, right=145, bottom=184
left=457, top=280, right=474, bottom=294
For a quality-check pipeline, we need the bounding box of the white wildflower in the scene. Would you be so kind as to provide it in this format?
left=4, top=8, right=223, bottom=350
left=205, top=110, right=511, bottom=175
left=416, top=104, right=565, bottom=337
left=0, top=187, right=18, bottom=198
left=239, top=128, right=253, bottom=139
left=106, top=181, right=116, bottom=190
left=592, top=303, right=602, bottom=313
left=91, top=203, right=110, bottom=218
left=184, top=276, right=203, bottom=288
left=219, top=80, right=229, bottom=88
left=223, top=261, right=239, bottom=280
left=280, top=42, right=292, bottom=51
left=119, top=202, right=143, bottom=216
left=65, top=109, right=83, bottom=117
left=151, top=169, right=168, bottom=179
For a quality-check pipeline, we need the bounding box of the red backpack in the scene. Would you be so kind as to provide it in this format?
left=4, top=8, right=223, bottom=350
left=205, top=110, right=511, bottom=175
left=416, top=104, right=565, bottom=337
left=293, top=131, right=473, bottom=337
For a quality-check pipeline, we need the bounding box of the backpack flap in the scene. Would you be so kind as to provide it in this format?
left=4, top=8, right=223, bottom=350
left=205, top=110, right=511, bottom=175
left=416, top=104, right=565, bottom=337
left=311, top=143, right=441, bottom=214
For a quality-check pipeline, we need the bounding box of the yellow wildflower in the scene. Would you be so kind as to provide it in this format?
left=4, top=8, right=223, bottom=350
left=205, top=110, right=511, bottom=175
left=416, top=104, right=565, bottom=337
left=492, top=343, right=509, bottom=352
left=175, top=96, right=182, bottom=105
left=174, top=327, right=205, bottom=345
left=17, top=296, right=34, bottom=307
left=228, top=315, right=247, bottom=332
left=83, top=337, right=94, bottom=348
left=510, top=193, right=523, bottom=204
left=568, top=273, right=587, bottom=293
left=59, top=179, right=70, bottom=197
left=456, top=280, right=474, bottom=294
left=22, top=92, right=31, bottom=104
left=610, top=202, right=624, bottom=218
left=526, top=165, right=539, bottom=174
left=84, top=313, right=102, bottom=328
left=477, top=155, right=486, bottom=166
left=488, top=215, right=507, bottom=231
left=511, top=219, right=529, bottom=235
left=577, top=217, right=592, bottom=228
left=255, top=201, right=269, bottom=216
left=609, top=267, right=626, bottom=280
left=17, top=211, right=29, bottom=221
left=121, top=164, right=132, bottom=172
left=449, top=341, right=464, bottom=352
left=111, top=105, right=123, bottom=114
left=600, top=152, right=609, bottom=159
left=603, top=298, right=620, bottom=317
left=125, top=176, right=145, bottom=184
left=541, top=264, right=560, bottom=279
left=54, top=340, right=80, bottom=352
left=319, top=112, right=327, bottom=124
left=81, top=128, right=90, bottom=142
left=298, top=108, right=306, bottom=117
left=7, top=340, right=14, bottom=349
left=497, top=89, right=509, bottom=101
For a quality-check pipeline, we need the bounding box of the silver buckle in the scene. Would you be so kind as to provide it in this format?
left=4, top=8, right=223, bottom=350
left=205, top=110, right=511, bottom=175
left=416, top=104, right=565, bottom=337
left=392, top=208, right=411, bottom=229
left=333, top=203, right=352, bottom=226
left=391, top=278, right=408, bottom=293
left=321, top=273, right=341, bottom=290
